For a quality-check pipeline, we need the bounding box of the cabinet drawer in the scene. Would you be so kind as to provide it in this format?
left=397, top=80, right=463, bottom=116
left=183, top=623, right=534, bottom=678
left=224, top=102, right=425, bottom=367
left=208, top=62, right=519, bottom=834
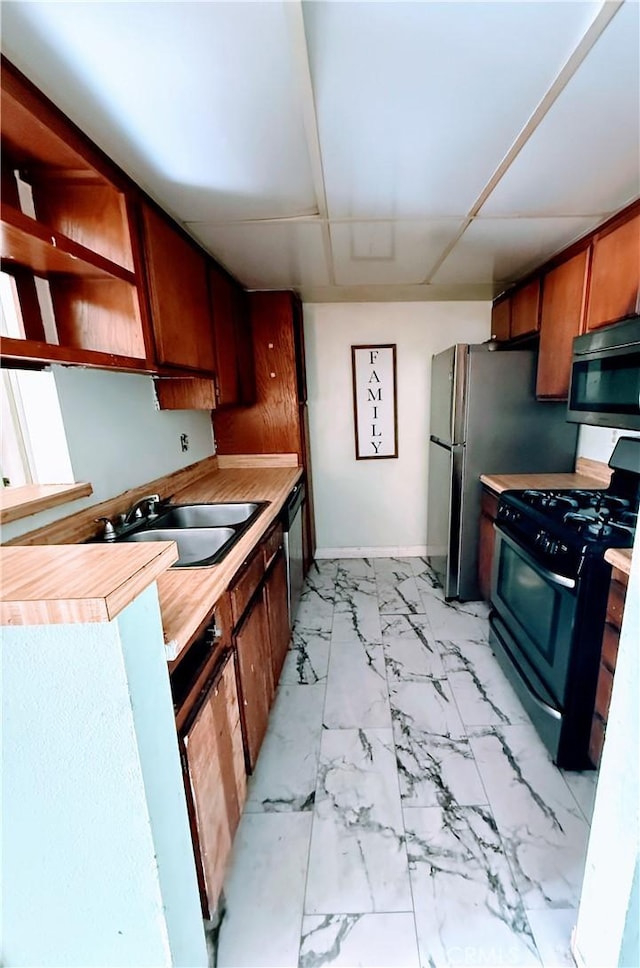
left=262, top=521, right=283, bottom=568
left=229, top=548, right=264, bottom=626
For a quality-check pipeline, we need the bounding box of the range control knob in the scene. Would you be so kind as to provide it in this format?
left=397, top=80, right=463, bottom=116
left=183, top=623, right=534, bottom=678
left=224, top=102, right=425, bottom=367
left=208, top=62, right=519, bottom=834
left=536, top=531, right=559, bottom=555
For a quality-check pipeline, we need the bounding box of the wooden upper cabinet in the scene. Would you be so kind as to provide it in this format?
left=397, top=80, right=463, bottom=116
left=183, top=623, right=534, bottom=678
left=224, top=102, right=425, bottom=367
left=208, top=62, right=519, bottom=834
left=491, top=296, right=511, bottom=341
left=208, top=264, right=255, bottom=406
left=213, top=291, right=304, bottom=455
left=510, top=278, right=541, bottom=338
left=585, top=211, right=640, bottom=331
left=1, top=58, right=153, bottom=369
left=536, top=248, right=590, bottom=400
left=141, top=203, right=216, bottom=372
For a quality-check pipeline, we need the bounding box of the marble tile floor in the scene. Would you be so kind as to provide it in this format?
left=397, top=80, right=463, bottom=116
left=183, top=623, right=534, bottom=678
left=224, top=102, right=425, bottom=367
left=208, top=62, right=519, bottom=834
left=216, top=557, right=597, bottom=968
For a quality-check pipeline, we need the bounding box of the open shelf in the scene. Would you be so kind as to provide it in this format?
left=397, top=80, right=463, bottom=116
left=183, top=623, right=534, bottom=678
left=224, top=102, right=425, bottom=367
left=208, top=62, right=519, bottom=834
left=1, top=204, right=137, bottom=282
left=0, top=335, right=154, bottom=373
left=0, top=58, right=155, bottom=372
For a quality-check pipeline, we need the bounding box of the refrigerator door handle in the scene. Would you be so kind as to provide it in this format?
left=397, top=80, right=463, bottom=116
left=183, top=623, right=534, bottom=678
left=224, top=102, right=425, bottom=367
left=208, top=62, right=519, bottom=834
left=430, top=435, right=464, bottom=452
left=447, top=444, right=465, bottom=599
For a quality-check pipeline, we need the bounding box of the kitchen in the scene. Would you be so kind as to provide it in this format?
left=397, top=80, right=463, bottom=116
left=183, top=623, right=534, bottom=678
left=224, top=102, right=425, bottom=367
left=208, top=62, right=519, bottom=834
left=1, top=3, right=639, bottom=968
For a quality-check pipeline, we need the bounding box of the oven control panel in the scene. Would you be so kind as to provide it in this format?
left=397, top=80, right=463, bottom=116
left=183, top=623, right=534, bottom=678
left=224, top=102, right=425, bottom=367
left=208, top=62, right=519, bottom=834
left=496, top=500, right=580, bottom=578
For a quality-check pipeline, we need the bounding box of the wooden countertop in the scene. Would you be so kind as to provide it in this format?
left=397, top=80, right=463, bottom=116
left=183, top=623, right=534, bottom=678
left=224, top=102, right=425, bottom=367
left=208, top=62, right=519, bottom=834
left=604, top=548, right=632, bottom=576
left=0, top=461, right=301, bottom=650
left=480, top=457, right=612, bottom=495
left=157, top=465, right=302, bottom=655
left=0, top=481, right=93, bottom=524
left=0, top=542, right=178, bottom=625
left=480, top=472, right=606, bottom=494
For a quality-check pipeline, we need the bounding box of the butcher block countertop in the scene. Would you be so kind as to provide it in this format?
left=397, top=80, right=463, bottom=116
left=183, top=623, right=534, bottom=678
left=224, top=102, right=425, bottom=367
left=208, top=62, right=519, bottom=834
left=604, top=548, right=632, bottom=576
left=0, top=542, right=178, bottom=625
left=480, top=456, right=612, bottom=495
left=1, top=459, right=302, bottom=657
left=479, top=471, right=606, bottom=494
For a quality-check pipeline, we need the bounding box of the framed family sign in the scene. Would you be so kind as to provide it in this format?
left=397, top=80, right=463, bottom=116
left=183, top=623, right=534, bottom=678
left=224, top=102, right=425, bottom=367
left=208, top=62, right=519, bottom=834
left=351, top=344, right=398, bottom=460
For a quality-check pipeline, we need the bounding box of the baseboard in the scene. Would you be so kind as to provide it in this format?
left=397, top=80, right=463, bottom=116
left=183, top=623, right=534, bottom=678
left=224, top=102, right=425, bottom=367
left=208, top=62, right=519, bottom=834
left=315, top=545, right=428, bottom=559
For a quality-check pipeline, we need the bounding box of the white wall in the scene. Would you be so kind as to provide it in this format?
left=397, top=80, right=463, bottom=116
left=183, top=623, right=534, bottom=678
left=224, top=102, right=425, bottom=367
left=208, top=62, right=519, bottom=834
left=577, top=425, right=640, bottom=464
left=2, top=585, right=208, bottom=967
left=3, top=366, right=215, bottom=541
left=304, top=302, right=491, bottom=555
left=573, top=532, right=639, bottom=968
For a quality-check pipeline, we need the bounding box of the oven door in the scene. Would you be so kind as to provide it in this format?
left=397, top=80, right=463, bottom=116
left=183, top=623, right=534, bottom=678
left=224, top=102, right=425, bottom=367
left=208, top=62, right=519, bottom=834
left=491, top=526, right=578, bottom=706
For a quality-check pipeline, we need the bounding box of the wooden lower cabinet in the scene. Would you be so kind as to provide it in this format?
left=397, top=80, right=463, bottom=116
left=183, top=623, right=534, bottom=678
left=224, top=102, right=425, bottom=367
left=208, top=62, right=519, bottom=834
left=589, top=567, right=628, bottom=767
left=180, top=649, right=246, bottom=919
left=235, top=588, right=274, bottom=771
left=178, top=519, right=294, bottom=916
left=478, top=486, right=499, bottom=602
left=264, top=547, right=290, bottom=685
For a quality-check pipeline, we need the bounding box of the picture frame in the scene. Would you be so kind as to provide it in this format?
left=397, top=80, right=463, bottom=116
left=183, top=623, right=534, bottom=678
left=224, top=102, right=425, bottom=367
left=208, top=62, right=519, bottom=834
left=351, top=344, right=398, bottom=460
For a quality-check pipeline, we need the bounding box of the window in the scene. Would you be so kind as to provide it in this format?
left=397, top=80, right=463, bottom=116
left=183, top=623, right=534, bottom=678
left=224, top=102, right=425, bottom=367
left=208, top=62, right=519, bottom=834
left=1, top=368, right=74, bottom=488
left=1, top=265, right=73, bottom=488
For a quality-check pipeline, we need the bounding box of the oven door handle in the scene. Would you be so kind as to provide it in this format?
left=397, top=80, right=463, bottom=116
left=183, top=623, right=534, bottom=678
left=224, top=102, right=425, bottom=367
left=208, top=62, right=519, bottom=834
left=496, top=526, right=577, bottom=591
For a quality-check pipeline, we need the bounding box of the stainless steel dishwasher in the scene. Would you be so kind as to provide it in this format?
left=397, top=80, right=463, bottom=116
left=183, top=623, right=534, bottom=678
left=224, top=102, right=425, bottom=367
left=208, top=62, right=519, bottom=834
left=281, top=479, right=305, bottom=626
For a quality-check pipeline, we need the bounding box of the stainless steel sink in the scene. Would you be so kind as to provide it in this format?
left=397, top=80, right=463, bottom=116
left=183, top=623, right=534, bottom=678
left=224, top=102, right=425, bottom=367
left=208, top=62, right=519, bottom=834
left=110, top=501, right=269, bottom=566
left=152, top=502, right=263, bottom=529
left=119, top=526, right=237, bottom=567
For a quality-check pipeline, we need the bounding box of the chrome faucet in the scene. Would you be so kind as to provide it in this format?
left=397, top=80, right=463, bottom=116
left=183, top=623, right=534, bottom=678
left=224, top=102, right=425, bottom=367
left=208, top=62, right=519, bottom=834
left=122, top=494, right=161, bottom=526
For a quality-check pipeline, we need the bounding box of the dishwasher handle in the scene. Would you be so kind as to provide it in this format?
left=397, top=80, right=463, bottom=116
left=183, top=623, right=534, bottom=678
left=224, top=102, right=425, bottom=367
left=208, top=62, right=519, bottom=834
left=281, top=479, right=306, bottom=530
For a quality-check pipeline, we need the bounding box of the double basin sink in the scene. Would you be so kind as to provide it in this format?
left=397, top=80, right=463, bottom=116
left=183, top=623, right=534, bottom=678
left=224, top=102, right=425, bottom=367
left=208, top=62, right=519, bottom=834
left=115, top=502, right=268, bottom=567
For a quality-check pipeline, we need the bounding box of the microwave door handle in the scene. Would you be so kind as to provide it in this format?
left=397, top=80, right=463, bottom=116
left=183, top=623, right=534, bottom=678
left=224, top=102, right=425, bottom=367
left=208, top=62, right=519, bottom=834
left=496, top=526, right=577, bottom=591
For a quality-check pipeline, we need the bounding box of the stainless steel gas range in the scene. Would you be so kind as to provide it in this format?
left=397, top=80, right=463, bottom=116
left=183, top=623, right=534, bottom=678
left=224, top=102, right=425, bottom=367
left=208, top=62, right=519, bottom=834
left=489, top=436, right=639, bottom=770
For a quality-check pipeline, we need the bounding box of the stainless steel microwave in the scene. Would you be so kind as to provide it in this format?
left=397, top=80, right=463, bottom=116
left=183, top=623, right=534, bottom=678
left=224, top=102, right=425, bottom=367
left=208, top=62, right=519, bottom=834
left=567, top=315, right=640, bottom=430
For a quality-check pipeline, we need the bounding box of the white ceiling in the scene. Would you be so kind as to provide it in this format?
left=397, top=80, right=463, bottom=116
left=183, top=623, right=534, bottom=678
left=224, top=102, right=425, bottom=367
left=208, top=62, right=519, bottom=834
left=2, top=0, right=639, bottom=302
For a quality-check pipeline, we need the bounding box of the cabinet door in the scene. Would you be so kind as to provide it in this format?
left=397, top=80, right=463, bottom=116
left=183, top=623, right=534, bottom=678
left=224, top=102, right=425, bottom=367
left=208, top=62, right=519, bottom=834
left=510, top=278, right=541, bottom=338
left=585, top=212, right=640, bottom=331
left=491, top=296, right=511, bottom=341
left=536, top=249, right=590, bottom=400
left=181, top=650, right=247, bottom=918
left=141, top=204, right=216, bottom=371
left=478, top=487, right=498, bottom=603
left=235, top=590, right=274, bottom=771
left=209, top=265, right=255, bottom=406
left=264, top=548, right=290, bottom=686
left=213, top=291, right=302, bottom=455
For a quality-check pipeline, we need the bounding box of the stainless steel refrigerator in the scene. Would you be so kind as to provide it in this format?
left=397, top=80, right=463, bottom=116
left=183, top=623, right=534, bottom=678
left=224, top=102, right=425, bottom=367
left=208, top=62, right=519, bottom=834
left=427, top=344, right=578, bottom=601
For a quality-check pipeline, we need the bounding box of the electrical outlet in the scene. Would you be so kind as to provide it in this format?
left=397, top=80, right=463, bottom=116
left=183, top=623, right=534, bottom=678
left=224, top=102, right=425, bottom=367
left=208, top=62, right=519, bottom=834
left=180, top=433, right=189, bottom=452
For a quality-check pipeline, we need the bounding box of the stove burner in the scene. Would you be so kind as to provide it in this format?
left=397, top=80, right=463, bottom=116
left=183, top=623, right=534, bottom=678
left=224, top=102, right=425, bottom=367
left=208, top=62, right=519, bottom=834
left=571, top=490, right=631, bottom=512
left=523, top=490, right=580, bottom=511
left=563, top=511, right=614, bottom=538
left=504, top=473, right=638, bottom=558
